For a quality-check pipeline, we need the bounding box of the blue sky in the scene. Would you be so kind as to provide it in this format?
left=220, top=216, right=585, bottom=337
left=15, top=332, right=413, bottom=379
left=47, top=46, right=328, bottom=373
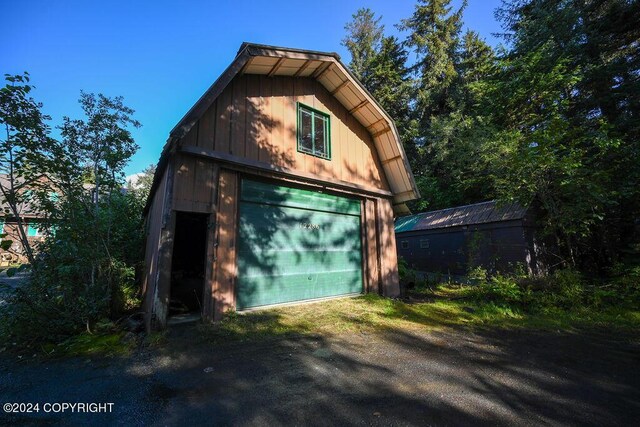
left=1, top=0, right=504, bottom=176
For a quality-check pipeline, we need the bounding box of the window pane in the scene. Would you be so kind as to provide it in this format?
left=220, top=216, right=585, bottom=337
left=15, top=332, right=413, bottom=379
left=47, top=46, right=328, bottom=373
left=299, top=110, right=313, bottom=153
left=314, top=115, right=327, bottom=157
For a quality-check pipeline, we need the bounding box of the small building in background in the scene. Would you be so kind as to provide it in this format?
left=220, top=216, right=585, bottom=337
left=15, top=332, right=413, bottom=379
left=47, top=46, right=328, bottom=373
left=0, top=176, right=54, bottom=266
left=395, top=200, right=546, bottom=279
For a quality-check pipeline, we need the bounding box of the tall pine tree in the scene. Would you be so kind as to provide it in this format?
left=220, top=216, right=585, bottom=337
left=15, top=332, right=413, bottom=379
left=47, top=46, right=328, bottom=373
left=342, top=10, right=417, bottom=167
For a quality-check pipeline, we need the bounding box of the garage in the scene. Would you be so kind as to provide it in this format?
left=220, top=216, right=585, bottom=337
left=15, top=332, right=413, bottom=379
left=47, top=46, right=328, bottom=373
left=236, top=179, right=363, bottom=309
left=142, top=43, right=419, bottom=330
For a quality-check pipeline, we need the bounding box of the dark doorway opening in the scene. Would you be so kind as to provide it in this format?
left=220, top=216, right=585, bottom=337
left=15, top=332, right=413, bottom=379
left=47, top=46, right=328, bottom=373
left=170, top=211, right=208, bottom=317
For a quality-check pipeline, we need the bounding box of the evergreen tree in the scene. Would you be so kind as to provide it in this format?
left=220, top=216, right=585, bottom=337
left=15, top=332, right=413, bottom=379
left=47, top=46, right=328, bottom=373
left=489, top=0, right=640, bottom=268
left=399, top=0, right=466, bottom=124
left=342, top=8, right=384, bottom=86
left=342, top=11, right=418, bottom=167
left=400, top=0, right=500, bottom=211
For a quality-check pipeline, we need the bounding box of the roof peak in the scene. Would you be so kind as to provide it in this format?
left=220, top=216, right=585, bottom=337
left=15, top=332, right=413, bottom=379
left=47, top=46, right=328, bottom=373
left=237, top=42, right=341, bottom=60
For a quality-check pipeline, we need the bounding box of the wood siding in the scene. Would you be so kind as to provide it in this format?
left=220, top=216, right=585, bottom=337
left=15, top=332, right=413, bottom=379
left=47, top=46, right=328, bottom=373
left=174, top=75, right=389, bottom=208
left=142, top=166, right=168, bottom=331
left=363, top=198, right=381, bottom=294
left=211, top=170, right=238, bottom=321
left=377, top=197, right=400, bottom=297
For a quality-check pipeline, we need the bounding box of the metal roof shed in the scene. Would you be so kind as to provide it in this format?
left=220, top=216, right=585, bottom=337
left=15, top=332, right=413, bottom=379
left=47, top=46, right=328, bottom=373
left=395, top=201, right=546, bottom=278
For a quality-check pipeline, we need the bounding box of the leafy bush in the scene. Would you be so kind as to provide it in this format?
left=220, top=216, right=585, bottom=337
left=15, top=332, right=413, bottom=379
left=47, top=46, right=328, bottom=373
left=0, top=192, right=144, bottom=348
left=604, top=263, right=640, bottom=306
left=467, top=265, right=640, bottom=314
left=470, top=273, right=528, bottom=305
left=398, top=256, right=419, bottom=288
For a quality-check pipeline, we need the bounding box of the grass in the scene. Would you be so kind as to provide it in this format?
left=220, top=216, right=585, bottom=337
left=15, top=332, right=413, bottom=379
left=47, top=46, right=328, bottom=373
left=14, top=282, right=637, bottom=356
left=195, top=284, right=640, bottom=344
left=35, top=332, right=134, bottom=358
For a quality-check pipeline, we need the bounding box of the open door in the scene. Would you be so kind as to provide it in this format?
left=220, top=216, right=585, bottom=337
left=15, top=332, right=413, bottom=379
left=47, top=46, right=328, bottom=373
left=169, top=211, right=208, bottom=321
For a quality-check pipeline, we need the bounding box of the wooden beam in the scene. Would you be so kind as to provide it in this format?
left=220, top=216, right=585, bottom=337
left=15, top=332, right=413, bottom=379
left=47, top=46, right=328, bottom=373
left=393, top=190, right=416, bottom=199
left=179, top=145, right=393, bottom=198
left=381, top=154, right=402, bottom=165
left=293, top=59, right=312, bottom=77
left=267, top=57, right=286, bottom=77
left=239, top=57, right=253, bottom=76
left=202, top=164, right=220, bottom=322
left=151, top=158, right=176, bottom=330
left=366, top=118, right=386, bottom=131
left=372, top=127, right=392, bottom=139
left=312, top=62, right=333, bottom=79
left=349, top=100, right=368, bottom=115
left=330, top=80, right=350, bottom=95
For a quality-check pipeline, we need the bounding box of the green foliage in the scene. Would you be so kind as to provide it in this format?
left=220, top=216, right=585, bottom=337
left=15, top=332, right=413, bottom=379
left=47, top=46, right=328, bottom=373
left=342, top=8, right=385, bottom=85
left=127, top=163, right=156, bottom=207
left=342, top=8, right=417, bottom=167
left=398, top=256, right=420, bottom=288
left=466, top=267, right=639, bottom=318
left=0, top=88, right=144, bottom=350
left=0, top=191, right=144, bottom=347
left=470, top=273, right=527, bottom=305
left=0, top=73, right=60, bottom=264
left=343, top=0, right=640, bottom=270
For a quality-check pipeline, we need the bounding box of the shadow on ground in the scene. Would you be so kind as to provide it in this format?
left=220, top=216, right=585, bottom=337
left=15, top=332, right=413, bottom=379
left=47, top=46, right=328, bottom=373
left=1, top=311, right=639, bottom=426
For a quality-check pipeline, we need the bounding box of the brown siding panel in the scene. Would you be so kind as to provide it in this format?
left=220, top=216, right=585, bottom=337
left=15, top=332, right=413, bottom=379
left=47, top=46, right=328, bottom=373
left=245, top=75, right=261, bottom=162
left=232, top=77, right=247, bottom=158
left=173, top=153, right=216, bottom=213
left=259, top=75, right=273, bottom=164
left=212, top=170, right=238, bottom=321
left=365, top=198, right=380, bottom=294
left=378, top=197, right=400, bottom=297
left=186, top=75, right=389, bottom=193
left=202, top=164, right=221, bottom=321
left=142, top=166, right=167, bottom=330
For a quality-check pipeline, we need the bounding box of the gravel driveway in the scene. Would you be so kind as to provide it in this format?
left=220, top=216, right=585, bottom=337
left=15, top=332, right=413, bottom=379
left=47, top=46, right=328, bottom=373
left=1, top=325, right=639, bottom=426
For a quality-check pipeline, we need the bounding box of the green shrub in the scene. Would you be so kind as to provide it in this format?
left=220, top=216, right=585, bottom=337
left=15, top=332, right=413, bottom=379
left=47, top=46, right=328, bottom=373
left=0, top=191, right=145, bottom=350
left=605, top=263, right=640, bottom=306
left=467, top=266, right=488, bottom=283
left=471, top=273, right=527, bottom=305
left=398, top=256, right=420, bottom=289
left=466, top=264, right=640, bottom=315
left=537, top=269, right=584, bottom=308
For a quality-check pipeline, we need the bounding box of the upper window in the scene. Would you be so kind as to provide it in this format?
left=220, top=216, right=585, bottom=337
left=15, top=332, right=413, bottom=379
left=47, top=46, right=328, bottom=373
left=420, top=239, right=430, bottom=249
left=401, top=241, right=409, bottom=249
left=297, top=103, right=330, bottom=160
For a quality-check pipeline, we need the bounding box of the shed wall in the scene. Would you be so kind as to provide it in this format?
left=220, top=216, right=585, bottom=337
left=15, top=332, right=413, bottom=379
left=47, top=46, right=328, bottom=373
left=396, top=220, right=531, bottom=277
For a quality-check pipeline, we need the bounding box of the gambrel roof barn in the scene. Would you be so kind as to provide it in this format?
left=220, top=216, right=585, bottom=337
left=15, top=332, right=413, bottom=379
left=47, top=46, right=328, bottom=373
left=142, top=43, right=419, bottom=330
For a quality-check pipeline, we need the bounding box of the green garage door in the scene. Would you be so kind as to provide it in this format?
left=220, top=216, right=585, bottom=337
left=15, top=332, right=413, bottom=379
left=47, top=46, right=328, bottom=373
left=237, top=180, right=363, bottom=310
